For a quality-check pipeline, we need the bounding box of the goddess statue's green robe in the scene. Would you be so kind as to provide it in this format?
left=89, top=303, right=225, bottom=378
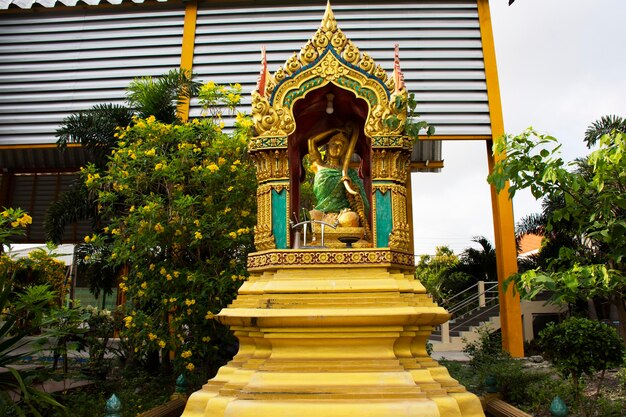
left=313, top=167, right=370, bottom=214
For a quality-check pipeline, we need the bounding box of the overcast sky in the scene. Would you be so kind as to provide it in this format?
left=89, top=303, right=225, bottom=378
left=411, top=0, right=626, bottom=255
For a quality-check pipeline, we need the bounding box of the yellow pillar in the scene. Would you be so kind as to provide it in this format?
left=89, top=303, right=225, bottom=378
left=177, top=0, right=198, bottom=122
left=477, top=0, right=524, bottom=357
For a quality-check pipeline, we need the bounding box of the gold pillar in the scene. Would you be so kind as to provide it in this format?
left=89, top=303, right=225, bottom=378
left=477, top=0, right=524, bottom=357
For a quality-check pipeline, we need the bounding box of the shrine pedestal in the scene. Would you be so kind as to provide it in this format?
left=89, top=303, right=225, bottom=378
left=183, top=249, right=484, bottom=417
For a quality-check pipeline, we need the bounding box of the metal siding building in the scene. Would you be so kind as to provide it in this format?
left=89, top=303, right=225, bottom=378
left=0, top=0, right=489, bottom=242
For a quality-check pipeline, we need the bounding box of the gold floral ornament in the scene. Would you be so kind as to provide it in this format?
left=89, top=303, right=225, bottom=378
left=250, top=1, right=408, bottom=139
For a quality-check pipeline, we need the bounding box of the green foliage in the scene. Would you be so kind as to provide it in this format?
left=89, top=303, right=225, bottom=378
left=539, top=317, right=625, bottom=381
left=126, top=69, right=200, bottom=124
left=80, top=84, right=256, bottom=375
left=487, top=127, right=626, bottom=310
left=463, top=326, right=510, bottom=370
left=56, top=104, right=135, bottom=168
left=404, top=92, right=435, bottom=138
left=0, top=285, right=66, bottom=417
left=1, top=246, right=69, bottom=312
left=415, top=246, right=462, bottom=304
left=45, top=183, right=96, bottom=245
left=445, top=328, right=563, bottom=412
left=584, top=115, right=626, bottom=148
left=50, top=371, right=173, bottom=417
left=49, top=69, right=202, bottom=244
left=0, top=208, right=32, bottom=246
left=539, top=317, right=625, bottom=416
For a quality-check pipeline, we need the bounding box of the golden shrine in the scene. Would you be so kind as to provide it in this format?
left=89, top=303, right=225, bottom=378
left=183, top=3, right=485, bottom=416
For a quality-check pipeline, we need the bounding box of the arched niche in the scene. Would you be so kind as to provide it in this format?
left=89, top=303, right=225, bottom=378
left=288, top=83, right=372, bottom=234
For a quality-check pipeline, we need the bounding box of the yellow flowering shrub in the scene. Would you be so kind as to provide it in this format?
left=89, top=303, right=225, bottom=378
left=79, top=82, right=256, bottom=374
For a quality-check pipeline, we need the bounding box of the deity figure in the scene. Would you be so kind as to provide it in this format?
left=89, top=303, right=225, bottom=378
left=307, top=121, right=370, bottom=229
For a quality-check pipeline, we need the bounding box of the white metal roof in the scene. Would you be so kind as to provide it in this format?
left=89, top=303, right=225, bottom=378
left=0, top=0, right=169, bottom=10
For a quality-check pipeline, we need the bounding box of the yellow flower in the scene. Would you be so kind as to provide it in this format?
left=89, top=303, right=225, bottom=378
left=194, top=231, right=202, bottom=240
left=140, top=282, right=148, bottom=289
left=84, top=255, right=91, bottom=261
left=185, top=299, right=196, bottom=306
left=144, top=148, right=156, bottom=157
left=228, top=232, right=237, bottom=239
left=149, top=263, right=156, bottom=270
left=169, top=297, right=177, bottom=303
left=10, top=221, right=19, bottom=227
left=230, top=165, right=237, bottom=172
left=173, top=271, right=180, bottom=278
left=186, top=363, right=195, bottom=372
left=84, top=235, right=91, bottom=243
left=129, top=205, right=135, bottom=212
left=123, top=316, right=133, bottom=328
left=137, top=290, right=145, bottom=297
left=201, top=336, right=210, bottom=342
left=241, top=210, right=250, bottom=217
left=154, top=223, right=164, bottom=233
left=227, top=186, right=234, bottom=192
left=17, top=214, right=32, bottom=226
left=207, top=163, right=219, bottom=173
left=181, top=350, right=192, bottom=359
left=1, top=210, right=9, bottom=218
left=205, top=312, right=215, bottom=320
left=111, top=228, right=120, bottom=235
left=194, top=219, right=200, bottom=227
left=217, top=157, right=226, bottom=166
left=224, top=207, right=231, bottom=213
left=148, top=332, right=157, bottom=341
left=160, top=267, right=167, bottom=275
left=166, top=274, right=172, bottom=281
left=154, top=163, right=164, bottom=171
left=158, top=340, right=166, bottom=349
left=146, top=115, right=156, bottom=124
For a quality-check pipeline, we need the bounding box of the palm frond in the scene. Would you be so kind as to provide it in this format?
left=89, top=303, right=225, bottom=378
left=584, top=115, right=626, bottom=148
left=44, top=181, right=97, bottom=244
left=55, top=104, right=135, bottom=166
left=126, top=68, right=200, bottom=124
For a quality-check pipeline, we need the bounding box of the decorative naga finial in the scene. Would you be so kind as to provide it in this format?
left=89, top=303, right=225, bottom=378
left=321, top=1, right=338, bottom=33
left=393, top=44, right=405, bottom=94
left=257, top=46, right=268, bottom=97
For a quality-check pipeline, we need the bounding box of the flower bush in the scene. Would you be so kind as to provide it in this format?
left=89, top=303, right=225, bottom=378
left=80, top=83, right=256, bottom=374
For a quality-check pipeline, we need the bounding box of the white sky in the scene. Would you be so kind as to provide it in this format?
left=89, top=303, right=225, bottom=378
left=412, top=0, right=626, bottom=255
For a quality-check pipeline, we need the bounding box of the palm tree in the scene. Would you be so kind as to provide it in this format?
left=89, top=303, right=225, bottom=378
left=454, top=236, right=497, bottom=283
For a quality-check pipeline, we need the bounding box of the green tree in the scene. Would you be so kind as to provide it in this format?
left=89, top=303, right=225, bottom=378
left=416, top=246, right=470, bottom=304
left=80, top=83, right=256, bottom=375
left=453, top=236, right=497, bottom=283
left=488, top=122, right=626, bottom=337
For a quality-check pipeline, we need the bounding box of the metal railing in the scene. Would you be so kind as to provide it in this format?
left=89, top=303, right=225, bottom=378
left=436, top=281, right=499, bottom=343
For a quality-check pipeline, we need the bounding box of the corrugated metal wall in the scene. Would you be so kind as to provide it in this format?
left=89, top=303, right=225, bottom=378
left=191, top=1, right=490, bottom=137
left=0, top=0, right=488, bottom=147
left=0, top=3, right=186, bottom=145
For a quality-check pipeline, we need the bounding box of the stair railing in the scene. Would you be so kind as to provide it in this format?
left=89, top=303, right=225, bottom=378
left=437, top=281, right=499, bottom=343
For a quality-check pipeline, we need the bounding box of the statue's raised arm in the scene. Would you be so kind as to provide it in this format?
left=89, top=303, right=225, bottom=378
left=307, top=123, right=370, bottom=220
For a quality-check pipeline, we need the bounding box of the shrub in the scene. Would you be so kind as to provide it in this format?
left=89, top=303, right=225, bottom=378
left=539, top=316, right=625, bottom=416
left=539, top=317, right=624, bottom=383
